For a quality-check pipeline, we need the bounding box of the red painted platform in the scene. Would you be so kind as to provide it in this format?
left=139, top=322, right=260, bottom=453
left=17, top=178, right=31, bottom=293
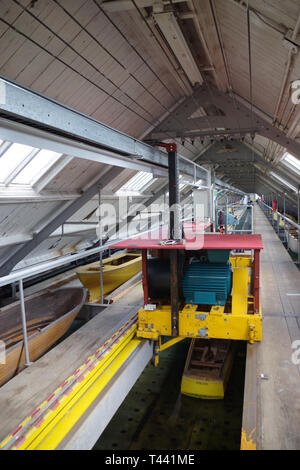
left=111, top=222, right=263, bottom=251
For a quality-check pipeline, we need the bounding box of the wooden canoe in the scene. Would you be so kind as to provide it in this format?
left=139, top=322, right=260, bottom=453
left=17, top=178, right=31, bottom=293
left=0, top=287, right=87, bottom=387
left=76, top=253, right=142, bottom=302
left=181, top=338, right=236, bottom=399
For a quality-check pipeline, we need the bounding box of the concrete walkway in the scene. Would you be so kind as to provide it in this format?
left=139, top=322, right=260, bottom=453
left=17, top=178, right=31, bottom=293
left=243, top=204, right=300, bottom=449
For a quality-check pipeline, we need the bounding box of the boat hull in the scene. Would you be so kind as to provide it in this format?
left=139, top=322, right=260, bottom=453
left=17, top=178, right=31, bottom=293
left=0, top=288, right=86, bottom=387
left=76, top=253, right=142, bottom=302
left=181, top=374, right=225, bottom=399
left=181, top=339, right=235, bottom=399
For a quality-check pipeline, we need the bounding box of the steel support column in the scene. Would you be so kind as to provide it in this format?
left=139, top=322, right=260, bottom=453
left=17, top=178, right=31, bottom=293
left=167, top=145, right=180, bottom=240
left=141, top=249, right=149, bottom=306
left=253, top=250, right=260, bottom=314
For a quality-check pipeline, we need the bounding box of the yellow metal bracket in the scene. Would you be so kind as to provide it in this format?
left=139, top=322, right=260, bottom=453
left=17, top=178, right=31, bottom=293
left=158, top=336, right=185, bottom=352
left=152, top=336, right=185, bottom=366
left=137, top=304, right=262, bottom=343
left=137, top=255, right=262, bottom=344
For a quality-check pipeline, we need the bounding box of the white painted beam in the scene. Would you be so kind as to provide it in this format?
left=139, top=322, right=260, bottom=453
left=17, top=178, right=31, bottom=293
left=33, top=155, right=74, bottom=193
left=101, top=0, right=183, bottom=12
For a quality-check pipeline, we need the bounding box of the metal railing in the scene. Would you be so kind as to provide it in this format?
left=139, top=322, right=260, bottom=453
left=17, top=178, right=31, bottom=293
left=215, top=199, right=253, bottom=234
left=259, top=200, right=300, bottom=263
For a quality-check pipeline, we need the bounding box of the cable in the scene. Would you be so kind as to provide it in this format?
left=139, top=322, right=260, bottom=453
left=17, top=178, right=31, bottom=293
left=130, top=0, right=222, bottom=151
left=92, top=0, right=179, bottom=102
left=128, top=0, right=202, bottom=153
left=209, top=0, right=231, bottom=90
left=6, top=1, right=232, bottom=168
left=209, top=0, right=243, bottom=139
left=51, top=0, right=203, bottom=157
left=130, top=0, right=192, bottom=93
left=11, top=0, right=165, bottom=126
left=247, top=3, right=255, bottom=168
left=5, top=3, right=199, bottom=160
left=0, top=17, right=158, bottom=127
left=52, top=0, right=176, bottom=113
left=52, top=0, right=199, bottom=154
left=0, top=5, right=203, bottom=164
left=12, top=0, right=206, bottom=156
left=92, top=0, right=208, bottom=154
left=97, top=0, right=235, bottom=158
left=132, top=0, right=218, bottom=138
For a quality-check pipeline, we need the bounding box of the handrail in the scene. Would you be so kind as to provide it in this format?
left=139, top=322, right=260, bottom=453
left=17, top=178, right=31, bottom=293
left=259, top=201, right=300, bottom=231
left=0, top=222, right=165, bottom=288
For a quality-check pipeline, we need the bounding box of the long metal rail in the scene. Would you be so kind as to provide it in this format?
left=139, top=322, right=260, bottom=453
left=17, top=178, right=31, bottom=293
left=0, top=315, right=152, bottom=450
left=0, top=77, right=208, bottom=181
left=0, top=77, right=244, bottom=196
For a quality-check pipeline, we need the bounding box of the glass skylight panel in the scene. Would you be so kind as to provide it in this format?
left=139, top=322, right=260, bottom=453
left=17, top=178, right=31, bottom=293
left=13, top=149, right=61, bottom=185
left=281, top=152, right=300, bottom=174
left=116, top=171, right=156, bottom=195
left=270, top=171, right=297, bottom=192
left=0, top=143, right=35, bottom=183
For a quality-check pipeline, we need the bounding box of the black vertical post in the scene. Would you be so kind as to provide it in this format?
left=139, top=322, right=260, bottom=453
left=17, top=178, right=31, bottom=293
left=298, top=187, right=300, bottom=265
left=159, top=211, right=163, bottom=238
left=167, top=144, right=179, bottom=337
left=168, top=146, right=180, bottom=240
left=170, top=250, right=179, bottom=337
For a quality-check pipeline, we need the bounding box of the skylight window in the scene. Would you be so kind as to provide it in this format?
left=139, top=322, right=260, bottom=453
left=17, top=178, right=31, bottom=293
left=281, top=152, right=300, bottom=175
left=0, top=141, right=62, bottom=187
left=0, top=143, right=35, bottom=182
left=270, top=171, right=297, bottom=192
left=13, top=149, right=61, bottom=185
left=116, top=171, right=156, bottom=196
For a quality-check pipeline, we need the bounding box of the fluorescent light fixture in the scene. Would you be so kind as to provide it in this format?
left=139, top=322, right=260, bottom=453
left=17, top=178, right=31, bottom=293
left=153, top=12, right=202, bottom=85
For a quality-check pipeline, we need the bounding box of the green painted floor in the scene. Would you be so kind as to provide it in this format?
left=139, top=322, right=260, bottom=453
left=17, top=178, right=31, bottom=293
left=94, top=339, right=246, bottom=451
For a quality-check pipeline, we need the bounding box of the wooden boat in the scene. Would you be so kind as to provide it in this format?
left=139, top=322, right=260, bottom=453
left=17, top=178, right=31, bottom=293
left=76, top=253, right=142, bottom=302
left=0, top=287, right=86, bottom=387
left=181, top=338, right=236, bottom=399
